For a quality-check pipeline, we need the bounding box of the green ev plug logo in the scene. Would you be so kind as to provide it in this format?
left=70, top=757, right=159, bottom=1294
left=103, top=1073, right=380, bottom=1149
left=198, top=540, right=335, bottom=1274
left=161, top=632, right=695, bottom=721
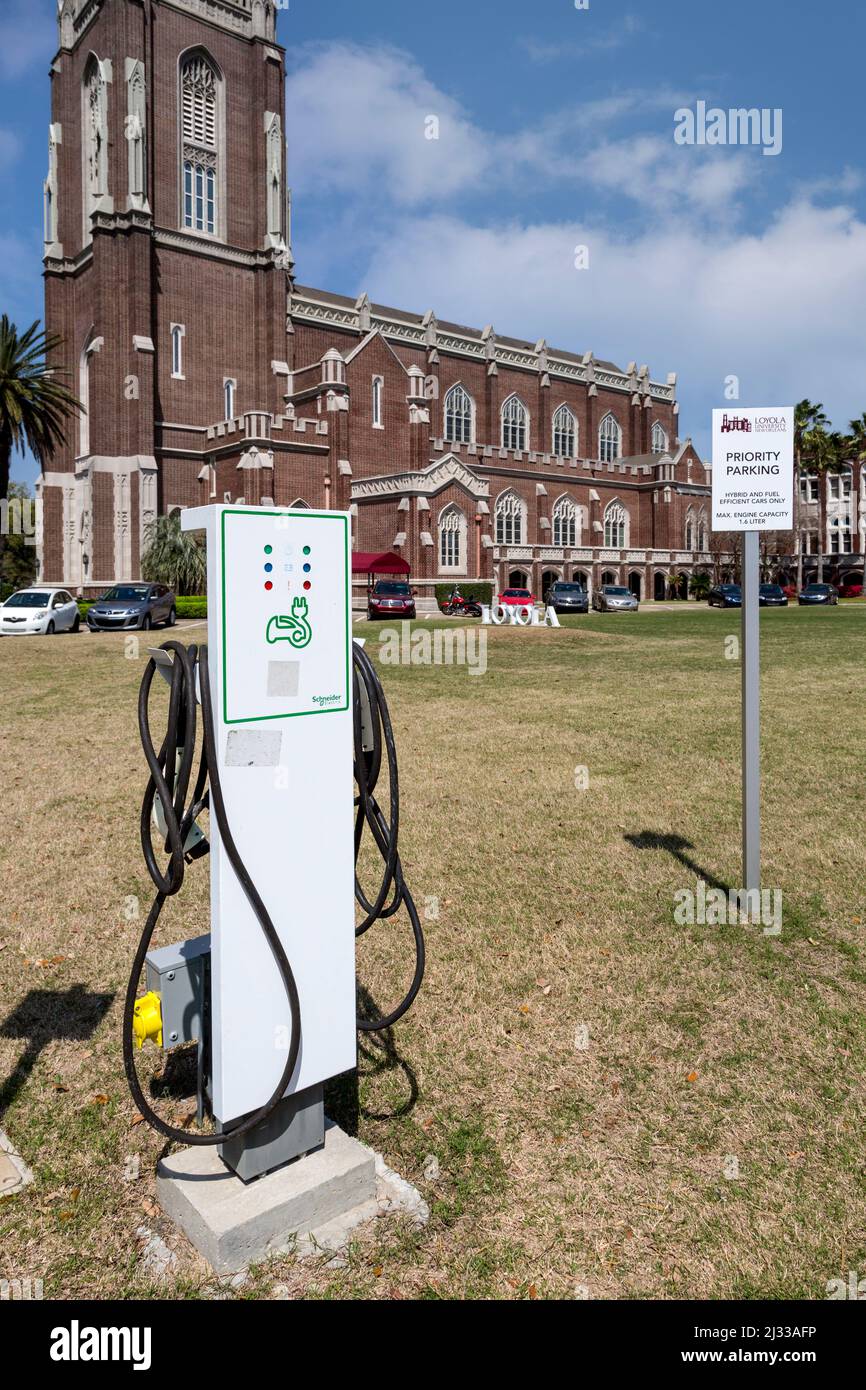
left=266, top=597, right=312, bottom=649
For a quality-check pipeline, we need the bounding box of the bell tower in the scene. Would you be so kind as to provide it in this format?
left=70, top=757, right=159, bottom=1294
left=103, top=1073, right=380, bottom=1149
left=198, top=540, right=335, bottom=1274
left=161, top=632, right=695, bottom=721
left=40, top=0, right=291, bottom=590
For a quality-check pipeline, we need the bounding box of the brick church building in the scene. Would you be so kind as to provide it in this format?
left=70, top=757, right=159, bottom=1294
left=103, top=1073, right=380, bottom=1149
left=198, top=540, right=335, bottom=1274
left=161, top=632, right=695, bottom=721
left=38, top=0, right=716, bottom=604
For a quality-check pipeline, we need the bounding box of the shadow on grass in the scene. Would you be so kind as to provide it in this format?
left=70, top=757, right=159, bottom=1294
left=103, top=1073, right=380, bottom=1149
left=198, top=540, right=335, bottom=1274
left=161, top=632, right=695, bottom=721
left=624, top=830, right=733, bottom=894
left=325, top=987, right=419, bottom=1134
left=0, top=985, right=114, bottom=1120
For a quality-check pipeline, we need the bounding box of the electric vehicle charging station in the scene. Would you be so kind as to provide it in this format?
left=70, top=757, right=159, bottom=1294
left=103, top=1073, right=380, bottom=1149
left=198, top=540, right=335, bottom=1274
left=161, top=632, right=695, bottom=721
left=186, top=504, right=355, bottom=1176
left=123, top=503, right=425, bottom=1230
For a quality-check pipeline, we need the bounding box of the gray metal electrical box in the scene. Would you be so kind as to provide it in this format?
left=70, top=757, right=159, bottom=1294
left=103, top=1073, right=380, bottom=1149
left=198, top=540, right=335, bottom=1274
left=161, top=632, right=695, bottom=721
left=145, top=934, right=211, bottom=1048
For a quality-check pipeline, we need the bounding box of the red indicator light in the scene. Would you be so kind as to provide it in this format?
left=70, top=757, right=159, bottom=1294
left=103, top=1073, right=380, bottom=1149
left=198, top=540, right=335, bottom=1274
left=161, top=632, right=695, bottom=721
left=265, top=581, right=273, bottom=591
left=303, top=581, right=311, bottom=591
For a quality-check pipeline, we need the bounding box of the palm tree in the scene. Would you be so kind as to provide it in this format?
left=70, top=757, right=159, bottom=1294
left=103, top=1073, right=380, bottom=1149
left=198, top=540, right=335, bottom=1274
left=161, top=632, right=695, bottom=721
left=689, top=570, right=711, bottom=600
left=794, top=400, right=827, bottom=591
left=806, top=427, right=846, bottom=585
left=141, top=512, right=206, bottom=595
left=850, top=412, right=866, bottom=592
left=0, top=317, right=81, bottom=564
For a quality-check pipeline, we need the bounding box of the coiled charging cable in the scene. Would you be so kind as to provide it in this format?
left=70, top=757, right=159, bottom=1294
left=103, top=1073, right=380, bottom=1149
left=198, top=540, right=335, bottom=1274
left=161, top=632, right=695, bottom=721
left=123, top=639, right=425, bottom=1141
left=352, top=642, right=425, bottom=1030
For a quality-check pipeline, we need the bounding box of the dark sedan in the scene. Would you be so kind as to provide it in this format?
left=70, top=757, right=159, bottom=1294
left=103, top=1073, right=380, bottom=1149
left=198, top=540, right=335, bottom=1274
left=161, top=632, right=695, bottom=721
left=759, top=584, right=788, bottom=607
left=367, top=580, right=416, bottom=620
left=545, top=581, right=589, bottom=614
left=798, top=583, right=838, bottom=606
left=87, top=583, right=177, bottom=631
left=708, top=583, right=742, bottom=608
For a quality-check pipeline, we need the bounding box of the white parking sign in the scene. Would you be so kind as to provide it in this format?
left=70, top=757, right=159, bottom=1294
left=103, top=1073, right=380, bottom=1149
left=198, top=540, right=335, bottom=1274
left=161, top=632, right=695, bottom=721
left=711, top=407, right=794, bottom=532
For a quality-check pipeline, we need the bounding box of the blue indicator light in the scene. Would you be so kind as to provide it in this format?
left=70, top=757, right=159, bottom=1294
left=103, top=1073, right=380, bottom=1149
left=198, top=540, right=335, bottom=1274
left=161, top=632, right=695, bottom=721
left=264, top=563, right=273, bottom=573
left=303, top=563, right=311, bottom=573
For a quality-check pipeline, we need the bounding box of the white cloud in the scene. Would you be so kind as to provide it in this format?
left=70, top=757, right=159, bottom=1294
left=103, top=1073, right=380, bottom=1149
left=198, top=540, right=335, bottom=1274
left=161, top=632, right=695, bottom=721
left=356, top=200, right=866, bottom=446
left=519, top=14, right=644, bottom=63
left=580, top=133, right=758, bottom=217
left=286, top=42, right=744, bottom=222
left=0, top=0, right=56, bottom=80
left=287, top=42, right=866, bottom=444
left=286, top=43, right=490, bottom=205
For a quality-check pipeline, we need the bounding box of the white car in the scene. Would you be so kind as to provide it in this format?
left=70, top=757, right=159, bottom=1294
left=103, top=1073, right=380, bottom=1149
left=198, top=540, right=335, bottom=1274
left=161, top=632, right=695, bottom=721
left=0, top=587, right=81, bottom=636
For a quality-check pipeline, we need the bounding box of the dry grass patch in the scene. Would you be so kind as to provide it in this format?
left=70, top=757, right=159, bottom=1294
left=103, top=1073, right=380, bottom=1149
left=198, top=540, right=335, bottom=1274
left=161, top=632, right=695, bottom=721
left=0, top=606, right=864, bottom=1299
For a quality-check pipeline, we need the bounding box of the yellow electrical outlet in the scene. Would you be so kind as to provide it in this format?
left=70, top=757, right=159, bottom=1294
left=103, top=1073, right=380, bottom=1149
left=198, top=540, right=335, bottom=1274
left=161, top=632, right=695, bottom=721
left=133, top=991, right=163, bottom=1049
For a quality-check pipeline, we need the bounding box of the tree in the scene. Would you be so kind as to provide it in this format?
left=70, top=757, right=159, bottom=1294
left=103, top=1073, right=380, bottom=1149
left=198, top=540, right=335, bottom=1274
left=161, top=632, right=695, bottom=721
left=849, top=412, right=866, bottom=588
left=0, top=480, right=38, bottom=597
left=689, top=570, right=711, bottom=600
left=141, top=512, right=206, bottom=595
left=707, top=529, right=738, bottom=584
left=805, top=427, right=845, bottom=584
left=0, top=317, right=81, bottom=567
left=793, top=400, right=827, bottom=591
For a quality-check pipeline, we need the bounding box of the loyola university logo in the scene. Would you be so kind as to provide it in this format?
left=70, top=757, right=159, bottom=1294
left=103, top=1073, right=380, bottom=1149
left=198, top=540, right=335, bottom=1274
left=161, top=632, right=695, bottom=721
left=720, top=414, right=753, bottom=434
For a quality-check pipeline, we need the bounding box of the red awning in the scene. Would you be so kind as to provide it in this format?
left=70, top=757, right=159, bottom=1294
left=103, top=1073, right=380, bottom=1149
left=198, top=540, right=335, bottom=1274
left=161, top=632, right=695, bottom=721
left=351, top=551, right=411, bottom=576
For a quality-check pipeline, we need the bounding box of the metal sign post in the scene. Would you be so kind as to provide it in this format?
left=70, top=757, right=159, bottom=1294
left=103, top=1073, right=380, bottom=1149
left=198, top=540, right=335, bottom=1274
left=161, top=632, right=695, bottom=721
left=741, top=530, right=761, bottom=892
left=712, top=407, right=794, bottom=896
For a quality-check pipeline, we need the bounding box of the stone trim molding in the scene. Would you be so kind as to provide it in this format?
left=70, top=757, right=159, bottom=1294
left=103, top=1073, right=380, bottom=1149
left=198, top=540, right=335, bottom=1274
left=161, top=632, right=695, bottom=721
left=290, top=289, right=675, bottom=403
left=351, top=454, right=490, bottom=503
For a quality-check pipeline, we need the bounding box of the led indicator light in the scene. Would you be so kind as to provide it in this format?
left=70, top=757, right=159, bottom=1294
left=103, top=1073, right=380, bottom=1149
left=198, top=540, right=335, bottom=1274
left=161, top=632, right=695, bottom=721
left=303, top=581, right=311, bottom=591
left=264, top=563, right=273, bottom=573
left=264, top=545, right=273, bottom=555
left=303, top=546, right=311, bottom=556
left=303, top=563, right=311, bottom=573
left=264, top=581, right=273, bottom=591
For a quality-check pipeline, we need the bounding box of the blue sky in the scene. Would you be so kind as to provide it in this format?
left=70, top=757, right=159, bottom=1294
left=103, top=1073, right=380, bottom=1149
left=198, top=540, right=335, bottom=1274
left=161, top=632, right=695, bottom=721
left=2, top=0, right=866, bottom=487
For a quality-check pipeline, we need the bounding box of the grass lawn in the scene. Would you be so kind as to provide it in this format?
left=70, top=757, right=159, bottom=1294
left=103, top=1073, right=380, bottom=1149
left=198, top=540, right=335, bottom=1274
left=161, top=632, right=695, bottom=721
left=0, top=603, right=864, bottom=1300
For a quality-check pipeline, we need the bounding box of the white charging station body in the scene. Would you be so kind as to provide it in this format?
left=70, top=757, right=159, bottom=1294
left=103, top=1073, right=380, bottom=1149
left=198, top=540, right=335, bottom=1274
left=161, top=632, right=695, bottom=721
left=181, top=504, right=356, bottom=1128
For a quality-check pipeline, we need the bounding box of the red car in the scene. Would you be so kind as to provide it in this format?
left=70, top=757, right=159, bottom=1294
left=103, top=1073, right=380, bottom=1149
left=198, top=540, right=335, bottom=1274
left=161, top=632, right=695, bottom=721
left=367, top=580, right=416, bottom=619
left=497, top=587, right=535, bottom=607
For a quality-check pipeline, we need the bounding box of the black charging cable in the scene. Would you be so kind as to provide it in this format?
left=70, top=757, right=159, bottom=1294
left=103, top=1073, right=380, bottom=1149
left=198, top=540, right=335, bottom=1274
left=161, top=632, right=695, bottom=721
left=352, top=642, right=425, bottom=1030
left=123, top=640, right=301, bottom=1145
left=123, top=638, right=424, bottom=1142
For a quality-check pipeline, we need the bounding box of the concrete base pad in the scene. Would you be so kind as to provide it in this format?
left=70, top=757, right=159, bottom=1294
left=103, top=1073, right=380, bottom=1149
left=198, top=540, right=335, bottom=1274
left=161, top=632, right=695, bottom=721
left=0, top=1129, right=33, bottom=1196
left=157, top=1122, right=427, bottom=1274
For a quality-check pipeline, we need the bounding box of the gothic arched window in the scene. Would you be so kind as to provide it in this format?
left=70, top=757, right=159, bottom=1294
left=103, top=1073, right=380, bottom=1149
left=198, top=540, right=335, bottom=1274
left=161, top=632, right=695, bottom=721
left=181, top=54, right=220, bottom=236
left=83, top=56, right=109, bottom=241
left=444, top=385, right=473, bottom=444
left=552, top=496, right=578, bottom=548
left=651, top=420, right=669, bottom=453
left=603, top=500, right=627, bottom=548
left=553, top=405, right=577, bottom=460
left=501, top=395, right=528, bottom=452
left=495, top=490, right=525, bottom=545
left=598, top=413, right=621, bottom=463
left=439, top=505, right=466, bottom=571
left=685, top=507, right=695, bottom=551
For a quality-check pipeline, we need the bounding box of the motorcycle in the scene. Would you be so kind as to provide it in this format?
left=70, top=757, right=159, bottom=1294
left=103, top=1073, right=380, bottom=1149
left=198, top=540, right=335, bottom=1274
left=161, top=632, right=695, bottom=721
left=441, top=588, right=482, bottom=618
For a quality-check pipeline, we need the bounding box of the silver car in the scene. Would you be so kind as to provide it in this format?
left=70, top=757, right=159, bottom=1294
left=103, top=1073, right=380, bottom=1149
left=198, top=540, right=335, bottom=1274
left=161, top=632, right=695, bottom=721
left=87, top=582, right=176, bottom=632
left=592, top=584, right=639, bottom=613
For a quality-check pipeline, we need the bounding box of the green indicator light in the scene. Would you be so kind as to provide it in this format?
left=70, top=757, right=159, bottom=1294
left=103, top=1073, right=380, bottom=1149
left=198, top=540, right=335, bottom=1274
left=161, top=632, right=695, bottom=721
left=264, top=545, right=273, bottom=555
left=303, top=546, right=311, bottom=556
